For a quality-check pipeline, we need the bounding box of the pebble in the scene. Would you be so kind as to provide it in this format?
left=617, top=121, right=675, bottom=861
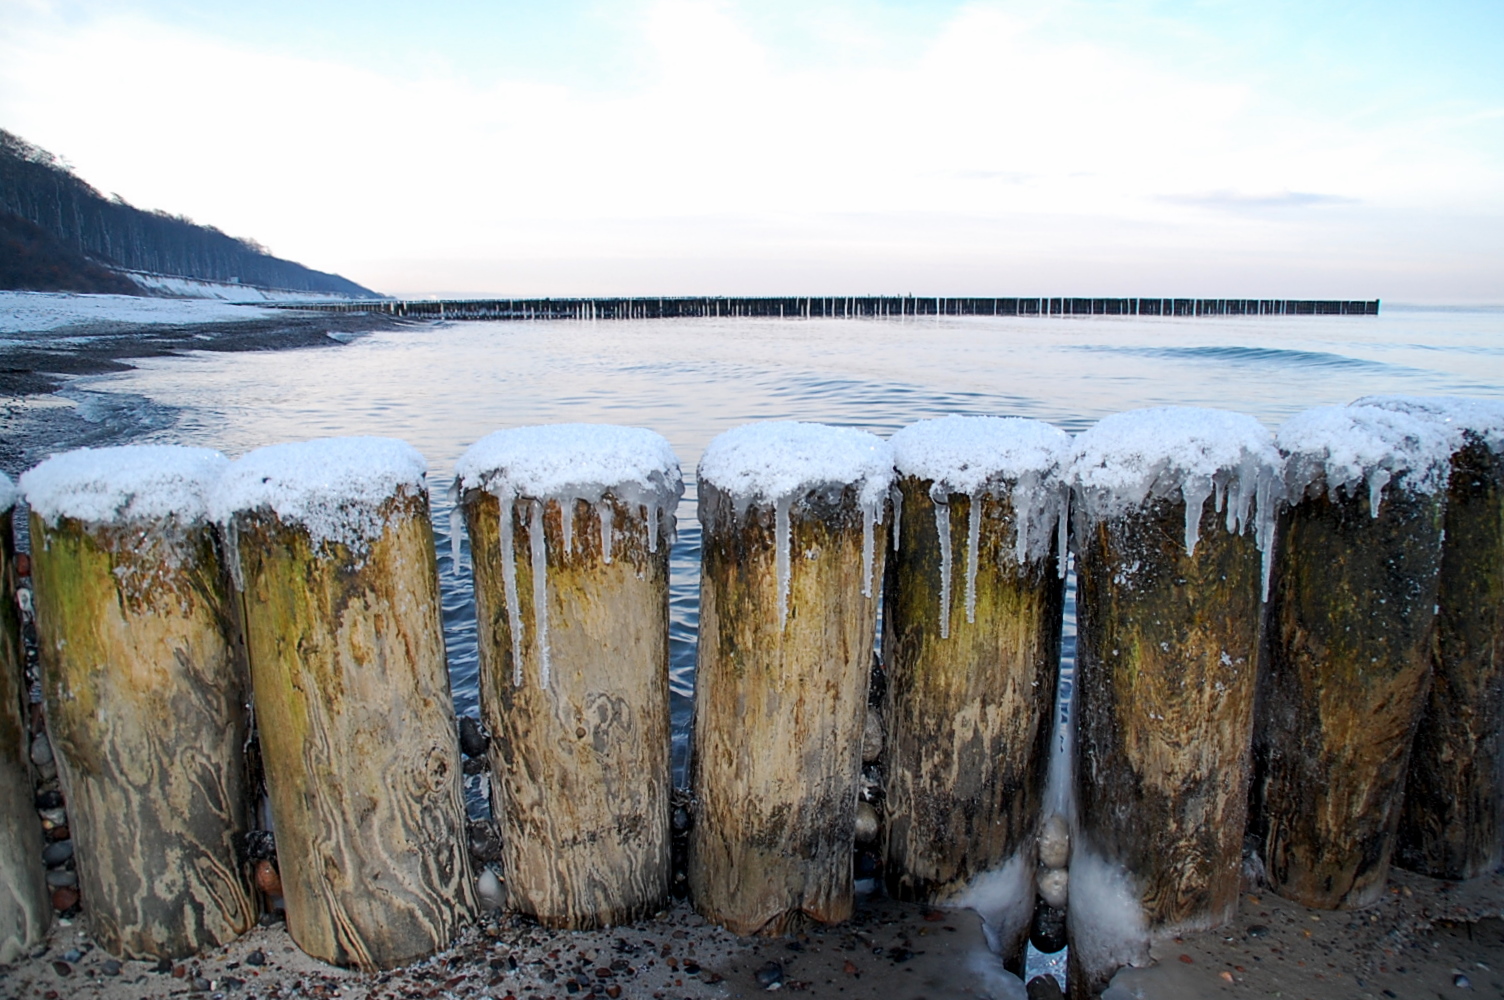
left=253, top=859, right=282, bottom=896
left=153, top=957, right=173, bottom=974
left=1037, top=867, right=1068, bottom=909
left=42, top=839, right=74, bottom=866
left=245, top=949, right=266, bottom=966
left=1454, top=972, right=1472, bottom=988
left=467, top=820, right=505, bottom=863
left=50, top=886, right=79, bottom=911
left=101, top=959, right=121, bottom=976
left=61, top=949, right=82, bottom=962
left=1037, top=814, right=1070, bottom=869
left=39, top=807, right=66, bottom=826
left=853, top=801, right=880, bottom=845
left=45, top=825, right=70, bottom=842
left=30, top=734, right=52, bottom=766
left=16, top=551, right=31, bottom=575
left=1246, top=924, right=1269, bottom=938
left=477, top=867, right=505, bottom=910
left=50, top=960, right=72, bottom=977
left=45, top=869, right=77, bottom=888
left=1026, top=974, right=1065, bottom=1000
left=861, top=708, right=884, bottom=763
left=34, top=789, right=64, bottom=810
left=755, top=961, right=784, bottom=987
left=459, top=716, right=491, bottom=757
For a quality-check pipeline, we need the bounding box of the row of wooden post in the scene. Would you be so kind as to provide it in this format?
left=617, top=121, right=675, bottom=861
left=1, top=406, right=1500, bottom=998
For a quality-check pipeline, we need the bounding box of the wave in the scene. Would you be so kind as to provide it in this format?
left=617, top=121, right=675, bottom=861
left=1073, top=344, right=1402, bottom=373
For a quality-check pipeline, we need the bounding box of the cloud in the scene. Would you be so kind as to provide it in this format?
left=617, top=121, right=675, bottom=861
left=1157, top=191, right=1361, bottom=212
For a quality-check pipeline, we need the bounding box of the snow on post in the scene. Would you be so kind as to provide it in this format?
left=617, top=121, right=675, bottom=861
left=0, top=471, right=50, bottom=964
left=689, top=421, right=893, bottom=935
left=454, top=424, right=682, bottom=929
left=1253, top=404, right=1453, bottom=910
left=881, top=416, right=1069, bottom=968
left=1356, top=397, right=1504, bottom=880
left=213, top=437, right=474, bottom=970
left=1063, top=408, right=1280, bottom=998
left=20, top=446, right=256, bottom=959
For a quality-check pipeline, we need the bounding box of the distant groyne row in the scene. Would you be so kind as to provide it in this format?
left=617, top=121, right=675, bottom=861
left=272, top=295, right=1381, bottom=321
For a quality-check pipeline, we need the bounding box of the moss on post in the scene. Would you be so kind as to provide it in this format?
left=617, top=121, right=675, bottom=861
left=0, top=499, right=51, bottom=964
left=464, top=489, right=673, bottom=928
left=29, top=511, right=255, bottom=959
left=689, top=478, right=887, bottom=935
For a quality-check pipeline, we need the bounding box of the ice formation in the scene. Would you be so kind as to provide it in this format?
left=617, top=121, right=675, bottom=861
left=1066, top=407, right=1282, bottom=594
left=947, top=847, right=1035, bottom=959
left=0, top=471, right=16, bottom=512
left=890, top=416, right=1071, bottom=636
left=454, top=424, right=684, bottom=686
left=699, top=422, right=893, bottom=627
left=1353, top=395, right=1504, bottom=456
left=1276, top=404, right=1456, bottom=515
left=23, top=445, right=229, bottom=527
left=1064, top=842, right=1151, bottom=991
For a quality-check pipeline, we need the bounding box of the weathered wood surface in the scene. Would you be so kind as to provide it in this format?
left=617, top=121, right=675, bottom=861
left=1396, top=439, right=1504, bottom=878
left=29, top=513, right=254, bottom=959
left=464, top=490, right=672, bottom=929
left=882, top=479, right=1061, bottom=964
left=1254, top=484, right=1444, bottom=909
left=0, top=507, right=51, bottom=964
left=689, top=481, right=885, bottom=935
left=1070, top=494, right=1263, bottom=997
left=232, top=492, right=474, bottom=970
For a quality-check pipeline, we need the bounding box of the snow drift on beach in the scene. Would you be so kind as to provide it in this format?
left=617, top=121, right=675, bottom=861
left=0, top=290, right=282, bottom=333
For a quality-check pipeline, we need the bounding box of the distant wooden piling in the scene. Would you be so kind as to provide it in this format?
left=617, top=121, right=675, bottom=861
left=881, top=417, right=1067, bottom=967
left=457, top=425, right=681, bottom=929
left=1255, top=406, right=1451, bottom=909
left=1066, top=409, right=1279, bottom=998
left=217, top=438, right=474, bottom=970
left=24, top=447, right=255, bottom=959
left=1354, top=399, right=1504, bottom=880
left=0, top=478, right=51, bottom=964
left=689, top=422, right=892, bottom=935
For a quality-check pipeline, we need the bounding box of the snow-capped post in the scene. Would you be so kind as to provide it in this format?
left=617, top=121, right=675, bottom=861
left=213, top=438, right=474, bottom=971
left=1065, top=408, right=1280, bottom=998
left=689, top=422, right=893, bottom=935
left=1361, top=398, right=1504, bottom=880
left=881, top=416, right=1068, bottom=967
left=1253, top=405, right=1452, bottom=909
left=21, top=447, right=256, bottom=959
left=455, top=425, right=682, bottom=929
left=0, top=473, right=50, bottom=964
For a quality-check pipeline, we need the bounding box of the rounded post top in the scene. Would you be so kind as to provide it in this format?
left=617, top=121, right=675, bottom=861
left=21, top=445, right=227, bottom=527
left=1352, top=394, right=1504, bottom=456
left=454, top=423, right=682, bottom=509
left=1278, top=405, right=1455, bottom=504
left=699, top=421, right=893, bottom=509
left=890, top=415, right=1070, bottom=495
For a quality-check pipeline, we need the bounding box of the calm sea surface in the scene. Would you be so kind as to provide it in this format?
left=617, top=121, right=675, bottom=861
left=62, top=307, right=1504, bottom=799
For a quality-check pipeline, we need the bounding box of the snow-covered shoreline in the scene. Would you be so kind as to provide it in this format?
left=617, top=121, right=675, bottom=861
left=0, top=291, right=287, bottom=334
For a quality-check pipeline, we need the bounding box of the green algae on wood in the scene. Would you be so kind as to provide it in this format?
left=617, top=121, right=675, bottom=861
left=0, top=504, right=51, bottom=964
left=230, top=490, right=474, bottom=970
left=464, top=489, right=672, bottom=929
left=29, top=512, right=255, bottom=959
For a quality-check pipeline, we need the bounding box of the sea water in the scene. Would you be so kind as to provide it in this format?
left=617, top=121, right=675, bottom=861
left=53, top=307, right=1504, bottom=795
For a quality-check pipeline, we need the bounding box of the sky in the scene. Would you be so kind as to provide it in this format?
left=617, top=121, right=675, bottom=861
left=1, top=0, right=1502, bottom=301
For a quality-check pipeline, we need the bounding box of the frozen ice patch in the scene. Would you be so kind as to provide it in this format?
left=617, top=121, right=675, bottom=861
left=947, top=848, right=1035, bottom=958
left=455, top=423, right=683, bottom=514
left=699, top=421, right=893, bottom=512
left=1066, top=843, right=1151, bottom=990
left=22, top=445, right=228, bottom=526
left=1352, top=394, right=1504, bottom=456
left=1277, top=404, right=1455, bottom=512
left=210, top=436, right=428, bottom=550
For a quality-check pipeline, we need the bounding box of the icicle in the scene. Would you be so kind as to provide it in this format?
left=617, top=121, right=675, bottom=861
left=1257, top=471, right=1277, bottom=602
left=775, top=497, right=792, bottom=629
left=499, top=497, right=525, bottom=686
left=530, top=499, right=552, bottom=688
left=225, top=519, right=244, bottom=592
left=1368, top=469, right=1391, bottom=518
left=965, top=494, right=980, bottom=624
left=860, top=502, right=877, bottom=598
left=892, top=486, right=903, bottom=552
left=597, top=500, right=613, bottom=564
left=1057, top=495, right=1069, bottom=579
left=559, top=498, right=573, bottom=557
left=1214, top=477, right=1227, bottom=516
left=449, top=505, right=465, bottom=570
left=648, top=500, right=660, bottom=553
left=935, top=500, right=953, bottom=639
left=1181, top=474, right=1213, bottom=557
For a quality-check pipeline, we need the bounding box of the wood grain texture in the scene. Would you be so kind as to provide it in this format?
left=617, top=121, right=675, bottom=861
left=464, top=491, right=672, bottom=929
left=29, top=513, right=254, bottom=959
left=1253, top=483, right=1444, bottom=909
left=1073, top=494, right=1263, bottom=937
left=232, top=491, right=474, bottom=970
left=1396, top=440, right=1504, bottom=878
left=0, top=508, right=51, bottom=964
left=881, top=478, right=1061, bottom=965
left=688, top=481, right=885, bottom=936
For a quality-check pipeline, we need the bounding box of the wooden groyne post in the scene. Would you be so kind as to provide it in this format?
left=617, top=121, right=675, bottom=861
left=1349, top=398, right=1504, bottom=879
left=213, top=437, right=474, bottom=970
left=456, top=424, right=682, bottom=929
left=1254, top=406, right=1452, bottom=909
left=689, top=422, right=892, bottom=935
left=1065, top=408, right=1280, bottom=998
left=0, top=473, right=50, bottom=964
left=882, top=416, right=1068, bottom=966
left=22, top=446, right=256, bottom=959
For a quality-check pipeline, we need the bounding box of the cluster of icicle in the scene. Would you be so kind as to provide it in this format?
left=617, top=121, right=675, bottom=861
left=890, top=416, right=1072, bottom=639
left=454, top=424, right=684, bottom=688
left=698, top=421, right=894, bottom=629
left=1065, top=407, right=1284, bottom=598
